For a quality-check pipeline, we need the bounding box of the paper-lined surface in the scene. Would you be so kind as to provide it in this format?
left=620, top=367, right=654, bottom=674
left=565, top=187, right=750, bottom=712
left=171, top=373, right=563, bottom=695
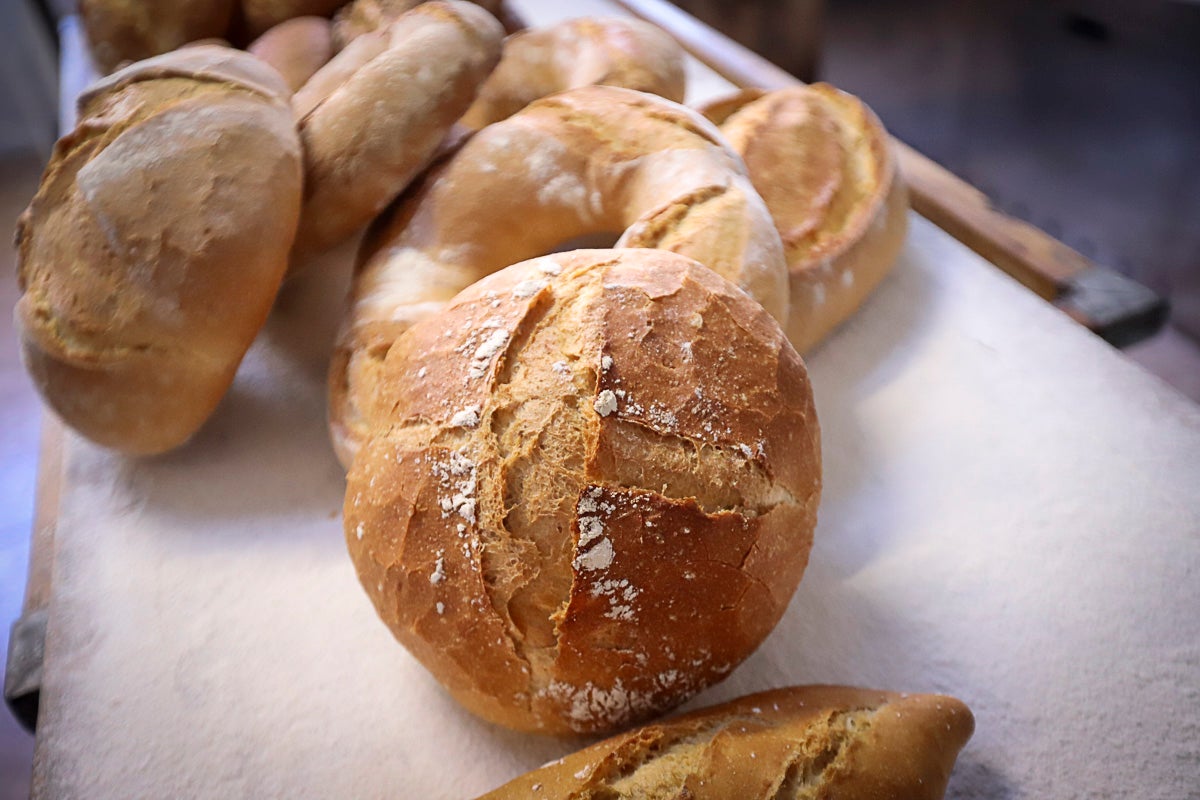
left=33, top=2, right=1200, bottom=798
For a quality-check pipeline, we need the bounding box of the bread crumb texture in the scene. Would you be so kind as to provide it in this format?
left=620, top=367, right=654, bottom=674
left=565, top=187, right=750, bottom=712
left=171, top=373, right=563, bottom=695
left=478, top=686, right=975, bottom=799
left=344, top=250, right=821, bottom=733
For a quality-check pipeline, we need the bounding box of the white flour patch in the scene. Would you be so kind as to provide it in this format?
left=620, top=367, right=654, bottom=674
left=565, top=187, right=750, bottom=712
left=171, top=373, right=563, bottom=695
left=468, top=329, right=509, bottom=379
left=594, top=390, right=618, bottom=417
left=449, top=406, right=480, bottom=428
left=512, top=279, right=548, bottom=299
left=537, top=258, right=564, bottom=276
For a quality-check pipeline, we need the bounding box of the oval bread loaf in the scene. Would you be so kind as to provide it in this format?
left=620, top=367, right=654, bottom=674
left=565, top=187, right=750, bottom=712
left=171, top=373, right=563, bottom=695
left=478, top=685, right=975, bottom=798
left=290, top=0, right=504, bottom=261
left=459, top=17, right=687, bottom=130
left=240, top=0, right=347, bottom=38
left=15, top=47, right=303, bottom=455
left=247, top=16, right=334, bottom=92
left=331, top=0, right=505, bottom=50
left=700, top=85, right=908, bottom=353
left=80, top=0, right=237, bottom=74
left=344, top=249, right=820, bottom=734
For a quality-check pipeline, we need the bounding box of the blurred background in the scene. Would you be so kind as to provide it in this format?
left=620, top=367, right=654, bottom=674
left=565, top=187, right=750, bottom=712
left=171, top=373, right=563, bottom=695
left=1, top=0, right=1198, bottom=795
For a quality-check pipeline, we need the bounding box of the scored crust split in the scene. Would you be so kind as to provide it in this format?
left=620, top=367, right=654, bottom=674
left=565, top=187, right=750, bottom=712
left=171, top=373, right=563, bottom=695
left=700, top=85, right=909, bottom=354
left=344, top=249, right=821, bottom=734
left=478, top=685, right=975, bottom=799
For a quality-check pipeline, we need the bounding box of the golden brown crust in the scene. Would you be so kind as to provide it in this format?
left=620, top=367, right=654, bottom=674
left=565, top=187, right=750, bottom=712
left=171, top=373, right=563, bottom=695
left=289, top=0, right=504, bottom=262
left=331, top=0, right=421, bottom=50
left=239, top=0, right=346, bottom=38
left=344, top=250, right=820, bottom=734
left=459, top=17, right=686, bottom=129
left=247, top=16, right=334, bottom=93
left=698, top=84, right=909, bottom=353
left=329, top=85, right=787, bottom=467
left=14, top=47, right=303, bottom=454
left=80, top=0, right=237, bottom=74
left=478, top=685, right=974, bottom=798
left=330, top=0, right=505, bottom=50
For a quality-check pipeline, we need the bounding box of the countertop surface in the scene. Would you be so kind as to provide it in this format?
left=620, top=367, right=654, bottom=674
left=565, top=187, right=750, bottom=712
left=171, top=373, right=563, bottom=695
left=30, top=2, right=1200, bottom=798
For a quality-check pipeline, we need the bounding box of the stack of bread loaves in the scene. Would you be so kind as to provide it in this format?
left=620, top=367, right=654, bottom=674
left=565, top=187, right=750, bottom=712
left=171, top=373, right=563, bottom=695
left=15, top=0, right=969, bottom=793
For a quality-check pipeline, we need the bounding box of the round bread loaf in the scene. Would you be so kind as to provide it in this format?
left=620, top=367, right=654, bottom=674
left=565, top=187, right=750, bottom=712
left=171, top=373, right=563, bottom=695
left=330, top=85, right=788, bottom=466
left=479, top=685, right=974, bottom=798
left=290, top=0, right=504, bottom=261
left=344, top=249, right=821, bottom=734
left=699, top=85, right=909, bottom=353
left=15, top=47, right=303, bottom=455
left=240, top=0, right=346, bottom=38
left=80, top=0, right=237, bottom=74
left=459, top=17, right=686, bottom=129
left=247, top=16, right=334, bottom=92
left=330, top=0, right=505, bottom=50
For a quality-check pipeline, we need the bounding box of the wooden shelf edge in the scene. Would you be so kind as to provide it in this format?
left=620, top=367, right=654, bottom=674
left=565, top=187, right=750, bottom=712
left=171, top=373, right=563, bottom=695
left=611, top=0, right=1166, bottom=345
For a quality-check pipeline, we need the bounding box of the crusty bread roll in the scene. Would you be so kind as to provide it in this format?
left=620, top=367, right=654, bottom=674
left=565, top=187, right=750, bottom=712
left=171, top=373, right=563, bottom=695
left=478, top=685, right=974, bottom=798
left=80, top=0, right=237, bottom=74
left=699, top=85, right=908, bottom=353
left=239, top=0, right=346, bottom=38
left=459, top=17, right=686, bottom=130
left=290, top=0, right=504, bottom=261
left=330, top=85, right=788, bottom=466
left=247, top=16, right=334, bottom=92
left=331, top=0, right=420, bottom=49
left=330, top=0, right=505, bottom=50
left=344, top=249, right=820, bottom=734
left=15, top=47, right=303, bottom=455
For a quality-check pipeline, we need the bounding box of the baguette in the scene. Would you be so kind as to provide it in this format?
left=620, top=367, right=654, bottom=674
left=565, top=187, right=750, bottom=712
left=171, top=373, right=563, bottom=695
left=479, top=685, right=974, bottom=798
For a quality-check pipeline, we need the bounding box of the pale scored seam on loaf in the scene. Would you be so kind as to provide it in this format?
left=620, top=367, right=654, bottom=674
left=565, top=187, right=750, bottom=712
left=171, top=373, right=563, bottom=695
left=592, top=707, right=876, bottom=799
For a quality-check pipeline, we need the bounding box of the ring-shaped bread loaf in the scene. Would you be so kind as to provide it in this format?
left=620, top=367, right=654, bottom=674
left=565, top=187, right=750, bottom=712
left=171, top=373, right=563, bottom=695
left=15, top=48, right=303, bottom=455
left=344, top=249, right=820, bottom=734
left=459, top=17, right=686, bottom=129
left=699, top=85, right=909, bottom=353
left=329, top=85, right=788, bottom=467
left=289, top=1, right=504, bottom=261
